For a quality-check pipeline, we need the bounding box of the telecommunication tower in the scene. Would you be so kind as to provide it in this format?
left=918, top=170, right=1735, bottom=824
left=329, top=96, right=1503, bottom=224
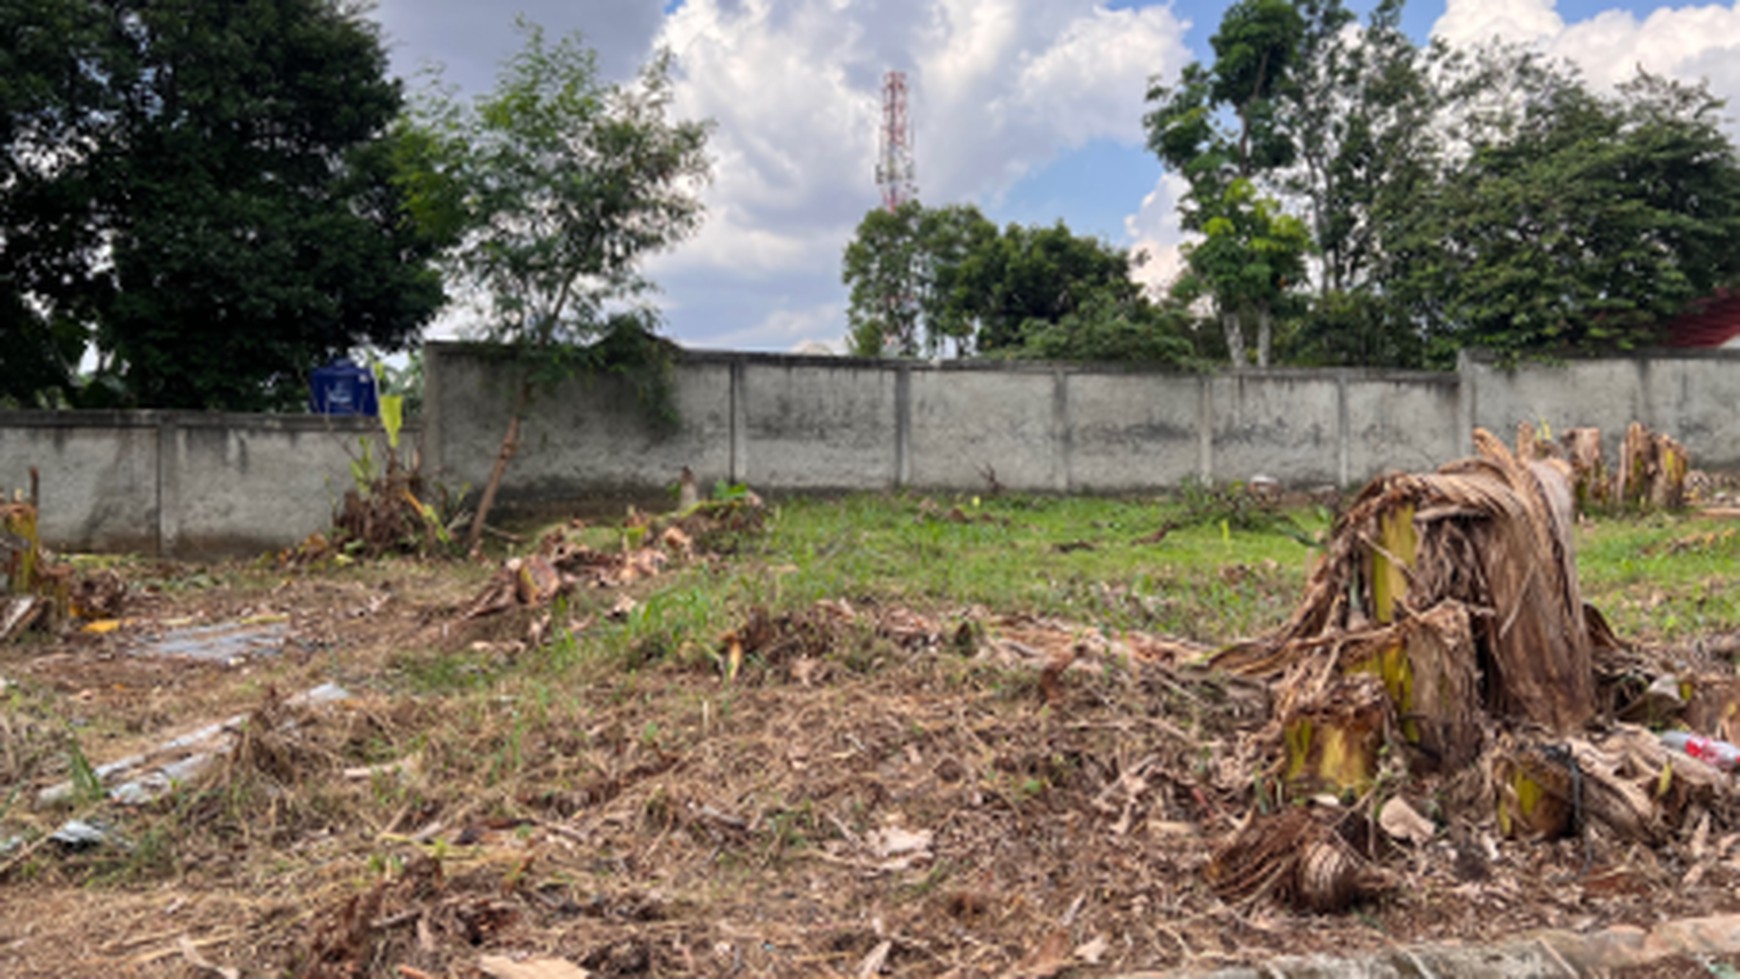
left=876, top=71, right=916, bottom=212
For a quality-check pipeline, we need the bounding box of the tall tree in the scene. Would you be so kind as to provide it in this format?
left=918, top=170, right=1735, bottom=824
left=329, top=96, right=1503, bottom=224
left=842, top=201, right=926, bottom=356
left=1382, top=52, right=1740, bottom=363
left=1281, top=0, right=1430, bottom=298
left=1, top=0, right=112, bottom=406
left=842, top=201, right=997, bottom=357
left=396, top=20, right=711, bottom=549
left=841, top=206, right=1148, bottom=359
left=2, top=0, right=450, bottom=409
left=1145, top=0, right=1309, bottom=367
left=1275, top=0, right=1439, bottom=366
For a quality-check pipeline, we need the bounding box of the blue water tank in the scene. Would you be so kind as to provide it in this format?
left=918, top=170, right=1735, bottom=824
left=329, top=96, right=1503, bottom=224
left=309, top=359, right=378, bottom=416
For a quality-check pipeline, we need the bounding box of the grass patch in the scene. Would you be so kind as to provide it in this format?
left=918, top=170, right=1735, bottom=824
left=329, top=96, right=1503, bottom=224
left=1576, top=512, right=1740, bottom=644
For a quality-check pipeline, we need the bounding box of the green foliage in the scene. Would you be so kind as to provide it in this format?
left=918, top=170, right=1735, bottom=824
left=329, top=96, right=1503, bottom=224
left=1384, top=57, right=1740, bottom=364
left=1146, top=3, right=1740, bottom=369
left=1145, top=3, right=1312, bottom=368
left=396, top=19, right=711, bottom=353
left=1280, top=0, right=1428, bottom=300
left=1011, top=291, right=1199, bottom=366
left=0, top=302, right=84, bottom=408
left=65, top=736, right=105, bottom=807
left=396, top=20, right=708, bottom=547
left=842, top=204, right=1169, bottom=360
left=842, top=201, right=998, bottom=356
left=1283, top=289, right=1425, bottom=369
left=2, top=0, right=448, bottom=410
left=1172, top=476, right=1318, bottom=544
left=1, top=0, right=111, bottom=407
left=966, top=221, right=1146, bottom=354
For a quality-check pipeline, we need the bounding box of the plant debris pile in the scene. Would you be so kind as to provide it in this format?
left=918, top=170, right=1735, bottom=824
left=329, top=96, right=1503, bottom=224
left=3, top=499, right=126, bottom=642
left=1204, top=427, right=1737, bottom=915
left=459, top=495, right=769, bottom=623
left=281, top=444, right=459, bottom=565
left=13, top=456, right=1740, bottom=977
left=1523, top=420, right=1690, bottom=512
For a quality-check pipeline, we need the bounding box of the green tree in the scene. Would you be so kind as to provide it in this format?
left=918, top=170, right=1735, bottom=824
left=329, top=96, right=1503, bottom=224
left=1145, top=0, right=1310, bottom=367
left=1015, top=291, right=1198, bottom=366
left=966, top=221, right=1141, bottom=353
left=396, top=21, right=711, bottom=549
left=842, top=201, right=997, bottom=357
left=1273, top=0, right=1439, bottom=367
left=1383, top=53, right=1740, bottom=363
left=1170, top=179, right=1310, bottom=366
left=842, top=205, right=1151, bottom=359
left=842, top=201, right=925, bottom=356
left=2, top=0, right=450, bottom=410
left=1, top=0, right=113, bottom=406
left=1282, top=0, right=1431, bottom=299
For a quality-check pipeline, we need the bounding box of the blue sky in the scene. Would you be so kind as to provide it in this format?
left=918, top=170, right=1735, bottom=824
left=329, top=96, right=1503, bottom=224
left=368, top=1, right=1740, bottom=353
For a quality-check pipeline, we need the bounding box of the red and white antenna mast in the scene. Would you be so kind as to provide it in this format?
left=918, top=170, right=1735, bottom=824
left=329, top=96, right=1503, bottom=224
left=876, top=70, right=916, bottom=212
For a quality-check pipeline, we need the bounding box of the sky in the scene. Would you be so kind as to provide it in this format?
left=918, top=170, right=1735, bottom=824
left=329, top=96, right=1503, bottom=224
left=366, top=0, right=1740, bottom=353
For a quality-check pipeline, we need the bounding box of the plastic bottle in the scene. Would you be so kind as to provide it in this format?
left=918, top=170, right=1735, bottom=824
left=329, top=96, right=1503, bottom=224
left=1659, top=730, right=1740, bottom=772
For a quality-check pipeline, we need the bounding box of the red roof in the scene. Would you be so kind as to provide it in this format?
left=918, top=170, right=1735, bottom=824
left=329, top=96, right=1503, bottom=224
left=1661, top=289, right=1740, bottom=348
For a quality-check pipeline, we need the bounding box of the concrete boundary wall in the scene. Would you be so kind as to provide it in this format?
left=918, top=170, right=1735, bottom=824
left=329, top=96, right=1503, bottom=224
left=420, top=344, right=1466, bottom=503
left=5, top=346, right=1740, bottom=556
left=420, top=344, right=1740, bottom=507
left=0, top=411, right=399, bottom=557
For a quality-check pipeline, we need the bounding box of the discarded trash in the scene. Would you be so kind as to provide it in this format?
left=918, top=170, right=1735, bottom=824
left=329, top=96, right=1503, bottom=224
left=38, top=682, right=350, bottom=807
left=1660, top=730, right=1740, bottom=772
left=132, top=618, right=290, bottom=664
left=1378, top=797, right=1437, bottom=846
left=0, top=595, right=42, bottom=641
left=48, top=819, right=122, bottom=850
left=0, top=818, right=129, bottom=858
left=478, top=954, right=593, bottom=979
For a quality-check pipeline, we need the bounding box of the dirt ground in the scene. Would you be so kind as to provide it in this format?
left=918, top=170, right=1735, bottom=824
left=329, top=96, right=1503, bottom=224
left=4, top=549, right=1740, bottom=979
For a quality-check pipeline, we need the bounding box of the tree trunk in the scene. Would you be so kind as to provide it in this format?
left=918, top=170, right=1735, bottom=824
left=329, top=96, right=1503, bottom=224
left=466, top=379, right=531, bottom=554
left=1255, top=307, right=1272, bottom=368
left=1222, top=311, right=1247, bottom=368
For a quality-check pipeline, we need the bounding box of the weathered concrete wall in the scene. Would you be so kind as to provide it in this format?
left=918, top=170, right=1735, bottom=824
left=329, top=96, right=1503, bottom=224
left=1465, top=351, right=1740, bottom=470
left=0, top=411, right=396, bottom=557
left=1207, top=373, right=1341, bottom=488
left=1343, top=372, right=1463, bottom=481
left=7, top=346, right=1740, bottom=557
left=0, top=412, right=162, bottom=554
left=907, top=366, right=1066, bottom=490
left=425, top=351, right=733, bottom=500
left=737, top=359, right=900, bottom=490
left=1063, top=371, right=1201, bottom=491
left=419, top=344, right=1740, bottom=507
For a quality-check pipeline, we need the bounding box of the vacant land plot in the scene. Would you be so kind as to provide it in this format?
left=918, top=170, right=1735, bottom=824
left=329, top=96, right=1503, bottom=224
left=4, top=487, right=1740, bottom=977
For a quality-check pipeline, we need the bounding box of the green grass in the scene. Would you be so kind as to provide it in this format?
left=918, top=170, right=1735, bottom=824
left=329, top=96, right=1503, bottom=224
left=510, top=492, right=1738, bottom=690
left=734, top=492, right=1326, bottom=638
left=1575, top=512, right=1740, bottom=645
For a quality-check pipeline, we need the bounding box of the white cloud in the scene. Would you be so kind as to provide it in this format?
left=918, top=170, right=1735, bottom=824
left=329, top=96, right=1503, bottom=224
left=1431, top=0, right=1563, bottom=48
left=691, top=301, right=847, bottom=353
left=373, top=1, right=1194, bottom=351
left=649, top=0, right=1191, bottom=292
left=1123, top=171, right=1192, bottom=298
left=1432, top=1, right=1740, bottom=123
